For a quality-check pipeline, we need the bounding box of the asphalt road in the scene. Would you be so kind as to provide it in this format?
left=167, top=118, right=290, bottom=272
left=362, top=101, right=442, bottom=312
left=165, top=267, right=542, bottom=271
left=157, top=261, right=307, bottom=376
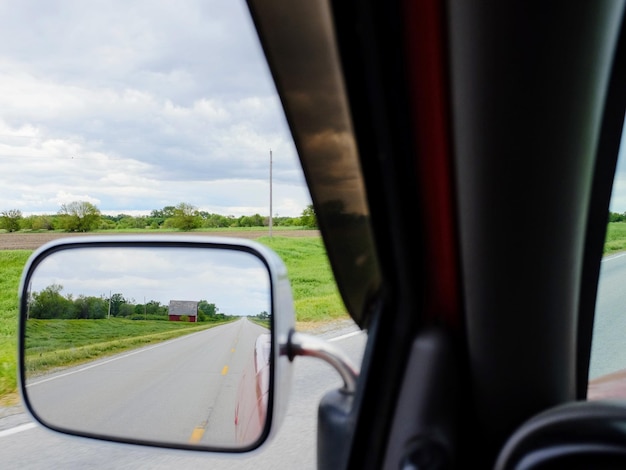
left=25, top=318, right=266, bottom=449
left=589, top=252, right=626, bottom=379
left=0, top=320, right=366, bottom=469
left=3, top=251, right=625, bottom=468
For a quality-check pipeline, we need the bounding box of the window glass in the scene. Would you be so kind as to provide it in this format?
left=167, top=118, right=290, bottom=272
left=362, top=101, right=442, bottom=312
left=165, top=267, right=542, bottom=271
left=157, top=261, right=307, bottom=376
left=588, top=119, right=626, bottom=399
left=0, top=1, right=365, bottom=467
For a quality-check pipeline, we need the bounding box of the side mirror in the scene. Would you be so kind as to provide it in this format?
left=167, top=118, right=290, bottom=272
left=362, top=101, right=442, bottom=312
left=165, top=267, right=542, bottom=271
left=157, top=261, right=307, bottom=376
left=18, top=235, right=295, bottom=452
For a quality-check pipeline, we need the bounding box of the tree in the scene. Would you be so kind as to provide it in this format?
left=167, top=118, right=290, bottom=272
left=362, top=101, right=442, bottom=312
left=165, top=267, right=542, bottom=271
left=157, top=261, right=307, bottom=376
left=29, top=284, right=73, bottom=319
left=300, top=204, right=317, bottom=228
left=168, top=202, right=201, bottom=231
left=149, top=206, right=176, bottom=227
left=201, top=212, right=232, bottom=228
left=0, top=209, right=22, bottom=232
left=21, top=214, right=54, bottom=231
left=151, top=206, right=177, bottom=219
left=198, top=300, right=218, bottom=321
left=108, top=293, right=127, bottom=317
left=117, top=215, right=148, bottom=229
left=237, top=213, right=264, bottom=227
left=58, top=201, right=101, bottom=232
left=145, top=300, right=164, bottom=315
left=74, top=296, right=108, bottom=319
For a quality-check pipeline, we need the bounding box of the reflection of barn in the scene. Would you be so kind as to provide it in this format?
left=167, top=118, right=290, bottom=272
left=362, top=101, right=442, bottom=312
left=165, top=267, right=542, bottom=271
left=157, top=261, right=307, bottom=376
left=168, top=300, right=198, bottom=322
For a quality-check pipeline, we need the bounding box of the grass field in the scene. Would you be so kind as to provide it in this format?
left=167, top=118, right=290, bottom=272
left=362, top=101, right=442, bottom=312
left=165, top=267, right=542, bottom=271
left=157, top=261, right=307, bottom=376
left=24, top=319, right=226, bottom=376
left=604, top=222, right=626, bottom=254
left=0, top=250, right=30, bottom=402
left=0, top=235, right=347, bottom=402
left=258, top=236, right=346, bottom=322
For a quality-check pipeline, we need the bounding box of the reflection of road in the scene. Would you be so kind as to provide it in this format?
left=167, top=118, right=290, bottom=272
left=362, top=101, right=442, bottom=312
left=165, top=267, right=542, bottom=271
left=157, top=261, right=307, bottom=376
left=26, top=317, right=268, bottom=448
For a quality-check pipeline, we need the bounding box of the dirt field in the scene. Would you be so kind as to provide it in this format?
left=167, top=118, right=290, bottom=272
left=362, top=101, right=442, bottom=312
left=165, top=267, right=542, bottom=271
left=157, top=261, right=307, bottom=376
left=0, top=230, right=321, bottom=250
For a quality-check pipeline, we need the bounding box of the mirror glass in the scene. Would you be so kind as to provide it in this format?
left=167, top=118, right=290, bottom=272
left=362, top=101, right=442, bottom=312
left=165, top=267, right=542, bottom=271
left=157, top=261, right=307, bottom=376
left=21, top=245, right=272, bottom=450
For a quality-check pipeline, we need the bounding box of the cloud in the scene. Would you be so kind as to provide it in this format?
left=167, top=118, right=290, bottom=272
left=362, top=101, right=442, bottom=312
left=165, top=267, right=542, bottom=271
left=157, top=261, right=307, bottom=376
left=30, top=244, right=271, bottom=315
left=0, top=0, right=311, bottom=217
left=53, top=191, right=100, bottom=207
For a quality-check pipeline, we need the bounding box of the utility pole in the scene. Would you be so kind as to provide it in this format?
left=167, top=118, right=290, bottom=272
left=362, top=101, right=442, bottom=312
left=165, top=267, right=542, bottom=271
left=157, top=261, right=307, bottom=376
left=269, top=148, right=273, bottom=238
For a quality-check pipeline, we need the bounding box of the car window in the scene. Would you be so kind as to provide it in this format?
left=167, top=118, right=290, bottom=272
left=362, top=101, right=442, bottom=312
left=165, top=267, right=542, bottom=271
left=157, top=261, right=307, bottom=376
left=588, top=118, right=626, bottom=399
left=0, top=2, right=366, bottom=468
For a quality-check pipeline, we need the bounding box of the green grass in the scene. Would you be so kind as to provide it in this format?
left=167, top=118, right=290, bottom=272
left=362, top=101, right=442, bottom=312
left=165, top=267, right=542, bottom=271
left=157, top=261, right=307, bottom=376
left=258, top=236, right=347, bottom=322
left=604, top=222, right=626, bottom=254
left=24, top=319, right=225, bottom=375
left=0, top=236, right=347, bottom=399
left=0, top=251, right=31, bottom=400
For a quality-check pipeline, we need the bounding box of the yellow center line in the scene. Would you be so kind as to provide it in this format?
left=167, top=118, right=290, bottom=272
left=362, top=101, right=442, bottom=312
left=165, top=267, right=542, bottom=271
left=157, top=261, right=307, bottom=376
left=231, top=348, right=235, bottom=353
left=189, top=427, right=205, bottom=444
left=221, top=365, right=229, bottom=375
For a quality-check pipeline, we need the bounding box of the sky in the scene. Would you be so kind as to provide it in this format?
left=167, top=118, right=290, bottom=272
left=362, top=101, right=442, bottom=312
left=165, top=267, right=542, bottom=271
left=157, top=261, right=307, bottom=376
left=609, top=121, right=626, bottom=214
left=4, top=1, right=626, bottom=221
left=29, top=244, right=271, bottom=316
left=0, top=0, right=312, bottom=218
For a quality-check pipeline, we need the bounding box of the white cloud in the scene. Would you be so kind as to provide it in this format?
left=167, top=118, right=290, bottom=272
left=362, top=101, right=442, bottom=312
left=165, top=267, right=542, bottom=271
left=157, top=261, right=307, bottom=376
left=52, top=191, right=100, bottom=206
left=31, top=245, right=270, bottom=315
left=0, top=0, right=311, bottom=217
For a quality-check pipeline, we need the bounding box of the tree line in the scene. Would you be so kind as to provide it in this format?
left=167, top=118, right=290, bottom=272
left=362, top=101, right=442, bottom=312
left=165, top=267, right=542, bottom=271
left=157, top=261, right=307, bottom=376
left=27, top=284, right=231, bottom=322
left=609, top=211, right=626, bottom=223
left=0, top=202, right=317, bottom=233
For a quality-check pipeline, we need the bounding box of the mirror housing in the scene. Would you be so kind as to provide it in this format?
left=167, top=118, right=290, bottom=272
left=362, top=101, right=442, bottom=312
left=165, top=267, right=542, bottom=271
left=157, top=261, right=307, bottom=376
left=18, top=235, right=295, bottom=452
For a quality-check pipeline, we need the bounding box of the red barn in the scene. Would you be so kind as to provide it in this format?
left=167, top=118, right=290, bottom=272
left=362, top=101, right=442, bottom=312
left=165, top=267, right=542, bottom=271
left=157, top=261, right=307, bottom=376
left=168, top=300, right=198, bottom=322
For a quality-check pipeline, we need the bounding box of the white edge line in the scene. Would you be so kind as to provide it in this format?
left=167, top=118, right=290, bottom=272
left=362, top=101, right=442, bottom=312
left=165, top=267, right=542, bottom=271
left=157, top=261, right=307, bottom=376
left=602, top=253, right=626, bottom=262
left=0, top=422, right=37, bottom=437
left=328, top=330, right=363, bottom=342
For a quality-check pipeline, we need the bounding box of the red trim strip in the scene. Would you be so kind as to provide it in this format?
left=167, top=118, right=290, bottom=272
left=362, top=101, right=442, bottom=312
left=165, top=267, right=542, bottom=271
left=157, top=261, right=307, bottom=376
left=403, top=0, right=460, bottom=328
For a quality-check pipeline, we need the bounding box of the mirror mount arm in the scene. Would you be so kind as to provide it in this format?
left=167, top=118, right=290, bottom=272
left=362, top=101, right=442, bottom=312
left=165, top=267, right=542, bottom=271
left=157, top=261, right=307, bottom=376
left=281, top=330, right=359, bottom=393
